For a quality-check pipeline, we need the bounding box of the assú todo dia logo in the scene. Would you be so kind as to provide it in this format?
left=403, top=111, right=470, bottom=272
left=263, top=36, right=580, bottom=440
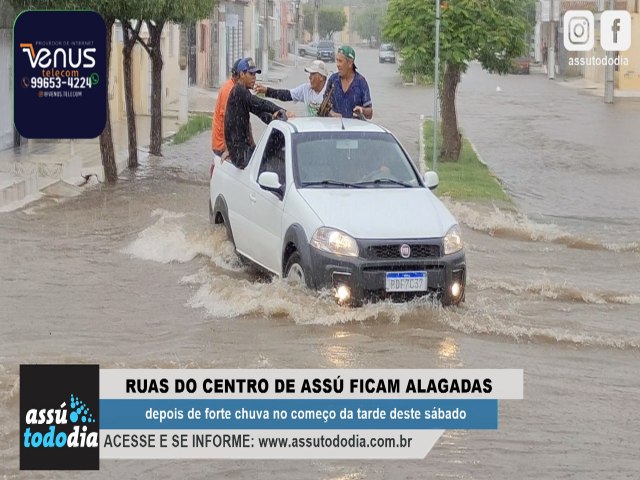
left=20, top=364, right=99, bottom=470
left=23, top=393, right=98, bottom=448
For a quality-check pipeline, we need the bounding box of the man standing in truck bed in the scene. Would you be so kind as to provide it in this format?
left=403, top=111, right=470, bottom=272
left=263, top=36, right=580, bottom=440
left=254, top=60, right=328, bottom=117
left=211, top=58, right=242, bottom=165
left=224, top=57, right=294, bottom=169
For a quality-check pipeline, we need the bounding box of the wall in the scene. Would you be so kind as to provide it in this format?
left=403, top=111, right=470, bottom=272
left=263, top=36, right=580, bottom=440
left=0, top=29, right=12, bottom=150
left=0, top=2, right=16, bottom=149
left=196, top=20, right=213, bottom=87
left=618, top=13, right=640, bottom=90
left=109, top=22, right=181, bottom=120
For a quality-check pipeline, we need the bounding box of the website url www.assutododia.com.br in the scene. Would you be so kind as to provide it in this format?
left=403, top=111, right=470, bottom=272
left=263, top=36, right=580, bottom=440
left=257, top=433, right=414, bottom=449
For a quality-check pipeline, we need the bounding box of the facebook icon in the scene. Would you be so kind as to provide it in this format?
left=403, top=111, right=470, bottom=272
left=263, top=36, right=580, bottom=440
left=600, top=11, right=631, bottom=51
left=612, top=17, right=620, bottom=43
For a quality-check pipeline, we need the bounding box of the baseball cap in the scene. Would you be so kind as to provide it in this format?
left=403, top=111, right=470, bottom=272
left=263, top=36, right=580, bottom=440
left=231, top=57, right=243, bottom=75
left=237, top=57, right=261, bottom=74
left=338, top=45, right=356, bottom=61
left=304, top=60, right=328, bottom=77
left=337, top=45, right=357, bottom=69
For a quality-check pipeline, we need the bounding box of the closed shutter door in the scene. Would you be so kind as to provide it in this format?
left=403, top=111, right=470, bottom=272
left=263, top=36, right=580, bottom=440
left=225, top=13, right=244, bottom=77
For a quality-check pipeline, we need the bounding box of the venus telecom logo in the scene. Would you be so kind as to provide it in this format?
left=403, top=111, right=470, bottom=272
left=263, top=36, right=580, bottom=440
left=13, top=10, right=106, bottom=139
left=19, top=42, right=97, bottom=70
left=20, top=365, right=99, bottom=470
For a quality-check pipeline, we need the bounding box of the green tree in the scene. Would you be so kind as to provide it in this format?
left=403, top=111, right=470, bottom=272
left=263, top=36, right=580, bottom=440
left=384, top=0, right=529, bottom=161
left=121, top=18, right=143, bottom=169
left=303, top=6, right=346, bottom=39
left=351, top=4, right=386, bottom=46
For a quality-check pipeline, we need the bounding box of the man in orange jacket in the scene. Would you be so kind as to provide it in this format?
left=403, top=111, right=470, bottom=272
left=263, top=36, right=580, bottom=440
left=211, top=58, right=242, bottom=163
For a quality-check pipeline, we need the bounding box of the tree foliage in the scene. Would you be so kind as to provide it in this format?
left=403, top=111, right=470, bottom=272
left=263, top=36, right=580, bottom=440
left=384, top=0, right=529, bottom=161
left=385, top=0, right=528, bottom=79
left=303, top=5, right=347, bottom=39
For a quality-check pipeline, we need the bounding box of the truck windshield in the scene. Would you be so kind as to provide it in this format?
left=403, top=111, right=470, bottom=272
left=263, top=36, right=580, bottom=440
left=293, top=132, right=421, bottom=188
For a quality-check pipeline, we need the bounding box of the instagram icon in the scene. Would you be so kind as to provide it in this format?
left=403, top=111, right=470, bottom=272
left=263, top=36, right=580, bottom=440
left=563, top=10, right=595, bottom=51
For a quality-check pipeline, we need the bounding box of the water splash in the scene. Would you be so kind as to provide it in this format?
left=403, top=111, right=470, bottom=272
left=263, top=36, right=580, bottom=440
left=121, top=209, right=241, bottom=270
left=439, top=308, right=640, bottom=350
left=470, top=277, right=640, bottom=305
left=446, top=201, right=640, bottom=253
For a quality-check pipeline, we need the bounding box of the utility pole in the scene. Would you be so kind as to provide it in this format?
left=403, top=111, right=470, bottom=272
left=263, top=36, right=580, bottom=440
left=262, top=0, right=269, bottom=75
left=604, top=0, right=615, bottom=103
left=548, top=0, right=555, bottom=79
left=433, top=0, right=441, bottom=172
left=294, top=0, right=301, bottom=68
left=313, top=0, right=319, bottom=42
left=178, top=24, right=189, bottom=124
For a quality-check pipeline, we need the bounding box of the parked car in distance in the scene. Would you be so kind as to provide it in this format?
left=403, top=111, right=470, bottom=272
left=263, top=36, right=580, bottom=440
left=209, top=117, right=466, bottom=307
left=510, top=56, right=530, bottom=74
left=317, top=40, right=335, bottom=62
left=298, top=42, right=317, bottom=58
left=378, top=43, right=396, bottom=63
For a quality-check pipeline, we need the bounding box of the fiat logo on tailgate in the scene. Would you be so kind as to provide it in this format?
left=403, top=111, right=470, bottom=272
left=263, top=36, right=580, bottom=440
left=400, top=244, right=411, bottom=258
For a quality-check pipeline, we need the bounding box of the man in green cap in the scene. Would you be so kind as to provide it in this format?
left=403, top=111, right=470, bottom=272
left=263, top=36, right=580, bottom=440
left=321, top=45, right=373, bottom=119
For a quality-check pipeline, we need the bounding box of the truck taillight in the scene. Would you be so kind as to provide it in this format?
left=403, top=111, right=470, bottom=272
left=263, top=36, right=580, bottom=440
left=210, top=163, right=215, bottom=178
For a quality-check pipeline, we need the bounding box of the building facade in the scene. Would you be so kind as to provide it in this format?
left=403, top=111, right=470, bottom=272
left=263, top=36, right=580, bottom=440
left=538, top=0, right=640, bottom=91
left=0, top=2, right=16, bottom=150
left=108, top=21, right=181, bottom=121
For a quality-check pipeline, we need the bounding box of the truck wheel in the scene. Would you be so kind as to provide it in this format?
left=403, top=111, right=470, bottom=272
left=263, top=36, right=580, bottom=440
left=285, top=252, right=310, bottom=288
left=222, top=216, right=235, bottom=247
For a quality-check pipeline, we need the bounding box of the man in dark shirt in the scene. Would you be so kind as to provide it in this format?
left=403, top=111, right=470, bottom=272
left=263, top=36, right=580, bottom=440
left=224, top=57, right=294, bottom=169
left=323, top=45, right=373, bottom=119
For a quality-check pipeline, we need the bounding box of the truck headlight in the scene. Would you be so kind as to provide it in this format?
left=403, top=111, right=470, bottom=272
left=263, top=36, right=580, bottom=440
left=311, top=227, right=359, bottom=257
left=444, top=225, right=463, bottom=255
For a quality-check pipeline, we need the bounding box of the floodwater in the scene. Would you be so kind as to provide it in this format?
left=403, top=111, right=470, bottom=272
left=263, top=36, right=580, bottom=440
left=1, top=50, right=639, bottom=478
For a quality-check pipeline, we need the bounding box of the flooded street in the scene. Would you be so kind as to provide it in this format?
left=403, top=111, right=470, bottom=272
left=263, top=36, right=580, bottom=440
left=457, top=62, right=640, bottom=247
left=2, top=48, right=640, bottom=478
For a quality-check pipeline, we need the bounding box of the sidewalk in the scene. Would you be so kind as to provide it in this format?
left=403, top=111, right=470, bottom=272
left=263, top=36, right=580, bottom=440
left=529, top=62, right=640, bottom=99
left=557, top=77, right=640, bottom=99
left=0, top=116, right=181, bottom=211
left=0, top=61, right=297, bottom=211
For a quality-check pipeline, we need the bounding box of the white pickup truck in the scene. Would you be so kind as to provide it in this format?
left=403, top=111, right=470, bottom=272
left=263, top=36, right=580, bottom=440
left=209, top=117, right=466, bottom=307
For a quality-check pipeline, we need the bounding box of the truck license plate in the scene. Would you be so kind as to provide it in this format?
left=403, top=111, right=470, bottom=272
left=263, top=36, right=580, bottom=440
left=385, top=272, right=427, bottom=292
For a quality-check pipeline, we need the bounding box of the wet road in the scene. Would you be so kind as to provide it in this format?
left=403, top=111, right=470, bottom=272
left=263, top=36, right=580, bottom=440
left=1, top=48, right=639, bottom=479
left=457, top=62, right=640, bottom=245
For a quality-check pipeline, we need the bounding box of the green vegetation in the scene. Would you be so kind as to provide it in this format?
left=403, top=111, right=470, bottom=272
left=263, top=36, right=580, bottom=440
left=385, top=0, right=530, bottom=161
left=172, top=115, right=212, bottom=145
left=302, top=6, right=347, bottom=39
left=423, top=120, right=511, bottom=203
left=351, top=4, right=386, bottom=46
